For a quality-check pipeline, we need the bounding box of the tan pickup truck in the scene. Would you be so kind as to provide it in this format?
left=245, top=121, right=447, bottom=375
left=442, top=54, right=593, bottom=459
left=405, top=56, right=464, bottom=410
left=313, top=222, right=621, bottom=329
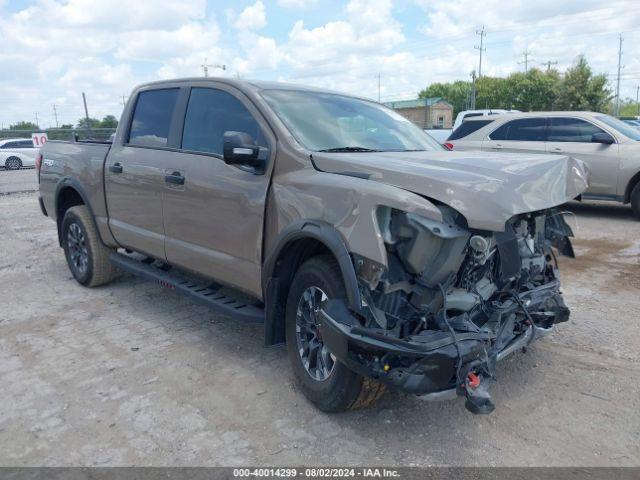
left=37, top=78, right=588, bottom=414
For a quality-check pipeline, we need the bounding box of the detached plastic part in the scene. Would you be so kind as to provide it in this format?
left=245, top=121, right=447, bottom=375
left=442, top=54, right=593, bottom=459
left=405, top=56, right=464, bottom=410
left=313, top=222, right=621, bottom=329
left=463, top=373, right=495, bottom=415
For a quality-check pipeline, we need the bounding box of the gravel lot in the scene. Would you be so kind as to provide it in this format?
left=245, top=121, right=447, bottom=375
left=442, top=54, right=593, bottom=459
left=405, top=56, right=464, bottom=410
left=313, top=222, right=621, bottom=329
left=0, top=191, right=638, bottom=467
left=0, top=168, right=37, bottom=195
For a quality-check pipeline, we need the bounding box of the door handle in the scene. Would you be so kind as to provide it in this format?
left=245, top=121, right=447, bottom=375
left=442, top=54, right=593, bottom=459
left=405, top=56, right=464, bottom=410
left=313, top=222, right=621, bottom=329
left=492, top=144, right=503, bottom=150
left=165, top=171, right=185, bottom=185
left=109, top=162, right=123, bottom=173
left=551, top=147, right=563, bottom=152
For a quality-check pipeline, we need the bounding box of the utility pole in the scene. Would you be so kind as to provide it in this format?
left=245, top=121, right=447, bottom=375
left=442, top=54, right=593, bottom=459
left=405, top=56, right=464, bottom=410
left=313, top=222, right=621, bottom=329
left=541, top=60, right=558, bottom=72
left=518, top=48, right=532, bottom=73
left=470, top=70, right=477, bottom=109
left=201, top=57, right=226, bottom=77
left=121, top=95, right=127, bottom=108
left=377, top=73, right=381, bottom=102
left=52, top=104, right=59, bottom=128
left=34, top=112, right=39, bottom=128
left=474, top=26, right=486, bottom=77
left=82, top=92, right=92, bottom=131
left=614, top=34, right=623, bottom=117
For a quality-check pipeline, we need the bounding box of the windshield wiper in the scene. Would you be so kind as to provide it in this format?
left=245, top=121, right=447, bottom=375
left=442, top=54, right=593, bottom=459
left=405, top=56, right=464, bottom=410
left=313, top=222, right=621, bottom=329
left=317, top=146, right=380, bottom=152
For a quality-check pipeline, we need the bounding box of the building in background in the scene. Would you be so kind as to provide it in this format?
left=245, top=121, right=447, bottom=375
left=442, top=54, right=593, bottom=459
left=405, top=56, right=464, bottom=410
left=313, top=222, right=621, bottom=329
left=384, top=97, right=453, bottom=129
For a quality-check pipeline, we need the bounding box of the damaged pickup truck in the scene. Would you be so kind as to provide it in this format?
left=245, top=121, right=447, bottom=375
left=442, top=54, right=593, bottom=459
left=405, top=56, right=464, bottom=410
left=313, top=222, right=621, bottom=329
left=37, top=78, right=589, bottom=414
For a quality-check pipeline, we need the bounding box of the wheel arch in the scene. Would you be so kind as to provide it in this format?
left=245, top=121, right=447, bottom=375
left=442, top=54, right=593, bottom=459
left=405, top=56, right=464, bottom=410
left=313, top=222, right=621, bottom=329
left=623, top=170, right=640, bottom=204
left=262, top=220, right=362, bottom=346
left=54, top=178, right=102, bottom=247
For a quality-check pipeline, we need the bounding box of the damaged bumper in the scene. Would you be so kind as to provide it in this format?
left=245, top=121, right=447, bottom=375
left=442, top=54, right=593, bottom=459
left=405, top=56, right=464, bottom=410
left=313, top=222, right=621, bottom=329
left=318, top=280, right=568, bottom=413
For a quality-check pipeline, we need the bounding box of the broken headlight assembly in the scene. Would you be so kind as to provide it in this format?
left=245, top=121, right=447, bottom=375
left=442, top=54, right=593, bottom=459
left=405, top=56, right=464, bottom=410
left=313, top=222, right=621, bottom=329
left=319, top=206, right=573, bottom=414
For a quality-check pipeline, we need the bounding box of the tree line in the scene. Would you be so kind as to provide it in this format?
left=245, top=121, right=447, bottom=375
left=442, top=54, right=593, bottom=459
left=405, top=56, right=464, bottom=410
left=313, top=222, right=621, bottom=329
left=5, top=115, right=118, bottom=132
left=418, top=56, right=632, bottom=115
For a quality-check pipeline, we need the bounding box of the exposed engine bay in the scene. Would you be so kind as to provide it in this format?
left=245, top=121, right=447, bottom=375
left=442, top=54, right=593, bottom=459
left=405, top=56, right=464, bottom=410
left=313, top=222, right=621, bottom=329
left=318, top=205, right=574, bottom=414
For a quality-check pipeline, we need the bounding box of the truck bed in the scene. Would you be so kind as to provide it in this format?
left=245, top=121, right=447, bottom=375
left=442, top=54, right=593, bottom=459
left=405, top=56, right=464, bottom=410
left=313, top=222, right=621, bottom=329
left=39, top=140, right=114, bottom=244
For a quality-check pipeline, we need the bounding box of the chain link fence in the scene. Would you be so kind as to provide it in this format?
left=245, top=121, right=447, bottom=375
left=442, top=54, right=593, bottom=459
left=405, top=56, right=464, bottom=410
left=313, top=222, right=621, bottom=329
left=0, top=128, right=116, bottom=143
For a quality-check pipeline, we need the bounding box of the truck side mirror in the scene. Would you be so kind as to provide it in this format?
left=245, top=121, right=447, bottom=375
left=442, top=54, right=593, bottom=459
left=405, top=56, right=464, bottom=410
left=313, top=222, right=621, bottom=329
left=591, top=132, right=614, bottom=144
left=223, top=131, right=261, bottom=167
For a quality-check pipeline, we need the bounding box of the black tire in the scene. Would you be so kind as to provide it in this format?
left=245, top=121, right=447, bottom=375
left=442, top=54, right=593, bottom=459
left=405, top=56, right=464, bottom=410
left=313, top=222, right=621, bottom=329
left=285, top=255, right=385, bottom=412
left=61, top=206, right=116, bottom=287
left=631, top=183, right=640, bottom=219
left=5, top=156, right=22, bottom=170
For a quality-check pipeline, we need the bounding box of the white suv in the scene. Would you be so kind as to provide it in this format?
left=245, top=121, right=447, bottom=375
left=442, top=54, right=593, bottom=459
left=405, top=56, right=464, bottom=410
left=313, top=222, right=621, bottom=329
left=448, top=111, right=640, bottom=218
left=0, top=138, right=38, bottom=170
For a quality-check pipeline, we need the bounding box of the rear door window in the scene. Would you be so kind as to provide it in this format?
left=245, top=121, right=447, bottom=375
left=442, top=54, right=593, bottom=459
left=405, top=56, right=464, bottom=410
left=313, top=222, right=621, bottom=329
left=548, top=117, right=606, bottom=142
left=489, top=118, right=546, bottom=141
left=128, top=88, right=179, bottom=147
left=181, top=87, right=266, bottom=156
left=448, top=120, right=493, bottom=140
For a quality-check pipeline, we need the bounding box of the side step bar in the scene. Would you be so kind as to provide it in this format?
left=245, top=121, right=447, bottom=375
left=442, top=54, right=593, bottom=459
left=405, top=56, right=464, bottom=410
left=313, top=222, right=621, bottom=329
left=109, top=253, right=264, bottom=323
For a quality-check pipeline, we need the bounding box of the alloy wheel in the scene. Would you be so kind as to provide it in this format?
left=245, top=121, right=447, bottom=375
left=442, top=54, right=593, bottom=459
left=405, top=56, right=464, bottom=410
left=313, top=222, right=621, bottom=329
left=295, top=286, right=336, bottom=381
left=67, top=223, right=89, bottom=274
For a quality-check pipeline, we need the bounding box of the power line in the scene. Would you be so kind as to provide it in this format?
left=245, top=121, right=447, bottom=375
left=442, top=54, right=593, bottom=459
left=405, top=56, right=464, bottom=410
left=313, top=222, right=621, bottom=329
left=475, top=26, right=486, bottom=77
left=52, top=104, right=59, bottom=128
left=82, top=92, right=91, bottom=131
left=201, top=57, right=226, bottom=77
left=518, top=48, right=533, bottom=73
left=541, top=60, right=558, bottom=72
left=614, top=34, right=623, bottom=116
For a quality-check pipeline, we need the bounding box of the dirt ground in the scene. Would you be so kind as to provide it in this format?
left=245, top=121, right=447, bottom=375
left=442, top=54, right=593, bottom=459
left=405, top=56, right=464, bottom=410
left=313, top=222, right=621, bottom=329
left=0, top=168, right=37, bottom=195
left=0, top=192, right=638, bottom=467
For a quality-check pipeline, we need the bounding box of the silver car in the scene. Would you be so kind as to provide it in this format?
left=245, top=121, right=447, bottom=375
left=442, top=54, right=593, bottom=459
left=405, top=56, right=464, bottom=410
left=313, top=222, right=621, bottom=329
left=447, top=111, right=640, bottom=218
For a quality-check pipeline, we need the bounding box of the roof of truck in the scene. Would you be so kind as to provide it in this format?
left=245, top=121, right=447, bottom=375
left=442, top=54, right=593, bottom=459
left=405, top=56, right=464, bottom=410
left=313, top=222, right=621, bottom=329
left=132, top=77, right=375, bottom=103
left=136, top=77, right=346, bottom=94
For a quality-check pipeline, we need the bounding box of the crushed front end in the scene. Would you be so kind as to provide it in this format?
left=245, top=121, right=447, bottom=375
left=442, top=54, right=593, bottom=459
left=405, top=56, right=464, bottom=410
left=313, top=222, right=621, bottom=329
left=318, top=206, right=574, bottom=414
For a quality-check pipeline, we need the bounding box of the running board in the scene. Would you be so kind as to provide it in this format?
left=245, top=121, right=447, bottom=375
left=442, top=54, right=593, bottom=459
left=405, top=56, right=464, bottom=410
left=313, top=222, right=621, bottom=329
left=109, top=252, right=264, bottom=323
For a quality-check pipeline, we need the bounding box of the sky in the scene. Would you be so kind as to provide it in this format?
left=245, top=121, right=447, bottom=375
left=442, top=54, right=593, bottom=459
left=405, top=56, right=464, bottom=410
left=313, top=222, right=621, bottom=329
left=0, top=0, right=639, bottom=128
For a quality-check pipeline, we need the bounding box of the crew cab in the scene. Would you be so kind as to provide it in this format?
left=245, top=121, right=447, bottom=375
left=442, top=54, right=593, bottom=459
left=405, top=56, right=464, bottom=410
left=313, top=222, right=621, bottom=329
left=38, top=78, right=588, bottom=414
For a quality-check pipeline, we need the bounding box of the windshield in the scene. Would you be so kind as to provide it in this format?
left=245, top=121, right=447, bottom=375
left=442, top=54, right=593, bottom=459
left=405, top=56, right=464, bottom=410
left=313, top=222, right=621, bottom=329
left=596, top=114, right=640, bottom=141
left=261, top=89, right=443, bottom=152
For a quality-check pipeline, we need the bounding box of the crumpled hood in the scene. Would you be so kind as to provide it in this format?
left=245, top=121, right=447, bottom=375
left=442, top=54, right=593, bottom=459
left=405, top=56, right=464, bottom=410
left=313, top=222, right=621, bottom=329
left=312, top=150, right=589, bottom=231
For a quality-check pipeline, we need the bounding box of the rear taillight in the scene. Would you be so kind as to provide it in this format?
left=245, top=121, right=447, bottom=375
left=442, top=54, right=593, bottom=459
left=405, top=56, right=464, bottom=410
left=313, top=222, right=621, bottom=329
left=35, top=153, right=42, bottom=172
left=443, top=142, right=454, bottom=150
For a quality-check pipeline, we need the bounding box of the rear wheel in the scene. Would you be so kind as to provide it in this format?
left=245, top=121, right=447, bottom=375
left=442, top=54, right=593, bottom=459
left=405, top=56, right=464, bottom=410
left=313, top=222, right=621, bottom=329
left=4, top=156, right=22, bottom=170
left=631, top=183, right=640, bottom=219
left=62, top=206, right=116, bottom=287
left=285, top=255, right=385, bottom=412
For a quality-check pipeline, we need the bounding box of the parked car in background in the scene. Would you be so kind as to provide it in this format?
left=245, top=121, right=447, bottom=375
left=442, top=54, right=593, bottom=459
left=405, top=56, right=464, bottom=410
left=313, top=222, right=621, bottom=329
left=448, top=111, right=640, bottom=217
left=37, top=78, right=587, bottom=414
left=424, top=128, right=452, bottom=144
left=622, top=118, right=640, bottom=129
left=452, top=109, right=520, bottom=131
left=0, top=138, right=38, bottom=169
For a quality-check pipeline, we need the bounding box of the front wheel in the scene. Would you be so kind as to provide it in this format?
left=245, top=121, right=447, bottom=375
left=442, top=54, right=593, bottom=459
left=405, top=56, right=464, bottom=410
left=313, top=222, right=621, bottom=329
left=285, top=255, right=385, bottom=412
left=62, top=206, right=117, bottom=287
left=4, top=156, right=22, bottom=170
